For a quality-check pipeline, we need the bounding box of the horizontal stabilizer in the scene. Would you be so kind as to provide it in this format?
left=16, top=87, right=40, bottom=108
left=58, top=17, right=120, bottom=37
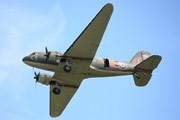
left=133, top=72, right=152, bottom=86
left=135, top=55, right=162, bottom=71
left=133, top=55, right=162, bottom=86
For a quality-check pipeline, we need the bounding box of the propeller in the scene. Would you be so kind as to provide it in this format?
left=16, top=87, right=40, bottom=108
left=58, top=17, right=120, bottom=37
left=34, top=71, right=40, bottom=83
left=44, top=47, right=50, bottom=62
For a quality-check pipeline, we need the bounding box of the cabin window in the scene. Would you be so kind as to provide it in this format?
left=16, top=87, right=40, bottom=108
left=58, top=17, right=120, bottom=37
left=104, top=58, right=109, bottom=68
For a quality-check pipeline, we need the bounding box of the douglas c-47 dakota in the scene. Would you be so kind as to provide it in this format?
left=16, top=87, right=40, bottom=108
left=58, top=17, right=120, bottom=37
left=22, top=3, right=162, bottom=117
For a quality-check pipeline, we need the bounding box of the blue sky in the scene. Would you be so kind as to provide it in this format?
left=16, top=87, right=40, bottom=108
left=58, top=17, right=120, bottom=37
left=0, top=0, right=180, bottom=120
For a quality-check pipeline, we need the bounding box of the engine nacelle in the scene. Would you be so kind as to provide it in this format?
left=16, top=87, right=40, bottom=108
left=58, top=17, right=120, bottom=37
left=48, top=52, right=63, bottom=63
left=37, top=74, right=53, bottom=85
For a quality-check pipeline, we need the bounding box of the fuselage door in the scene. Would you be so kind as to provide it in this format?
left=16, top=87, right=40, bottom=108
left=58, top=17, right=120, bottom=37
left=104, top=58, right=109, bottom=68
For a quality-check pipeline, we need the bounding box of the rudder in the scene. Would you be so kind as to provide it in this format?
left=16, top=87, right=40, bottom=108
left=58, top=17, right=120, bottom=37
left=130, top=51, right=151, bottom=66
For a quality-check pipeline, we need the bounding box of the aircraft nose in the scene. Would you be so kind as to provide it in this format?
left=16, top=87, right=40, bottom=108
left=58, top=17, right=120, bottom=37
left=22, top=56, right=30, bottom=63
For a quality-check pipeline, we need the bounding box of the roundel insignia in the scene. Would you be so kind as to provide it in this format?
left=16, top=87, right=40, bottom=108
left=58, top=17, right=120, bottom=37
left=119, top=63, right=128, bottom=70
left=136, top=59, right=142, bottom=64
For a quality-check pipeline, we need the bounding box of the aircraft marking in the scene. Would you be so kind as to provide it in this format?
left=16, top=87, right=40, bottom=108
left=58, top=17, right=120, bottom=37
left=118, top=63, right=128, bottom=70
left=136, top=59, right=142, bottom=64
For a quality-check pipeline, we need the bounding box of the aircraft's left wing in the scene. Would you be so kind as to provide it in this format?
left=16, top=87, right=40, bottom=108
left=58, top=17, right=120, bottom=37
left=50, top=73, right=84, bottom=117
left=50, top=85, right=78, bottom=117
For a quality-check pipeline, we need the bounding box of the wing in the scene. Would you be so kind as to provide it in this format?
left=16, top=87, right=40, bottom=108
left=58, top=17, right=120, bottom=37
left=64, top=3, right=113, bottom=59
left=50, top=4, right=114, bottom=117
left=50, top=85, right=78, bottom=117
left=50, top=74, right=84, bottom=117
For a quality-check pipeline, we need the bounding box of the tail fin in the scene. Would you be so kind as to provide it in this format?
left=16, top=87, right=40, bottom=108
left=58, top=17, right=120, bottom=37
left=133, top=55, right=162, bottom=86
left=130, top=51, right=151, bottom=66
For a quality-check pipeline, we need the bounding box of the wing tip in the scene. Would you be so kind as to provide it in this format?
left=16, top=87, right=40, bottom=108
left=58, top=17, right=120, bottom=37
left=104, top=3, right=114, bottom=12
left=151, top=55, right=162, bottom=62
left=50, top=112, right=62, bottom=118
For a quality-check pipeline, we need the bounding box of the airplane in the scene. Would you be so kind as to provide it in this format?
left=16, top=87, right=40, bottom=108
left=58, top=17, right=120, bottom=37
left=22, top=3, right=162, bottom=117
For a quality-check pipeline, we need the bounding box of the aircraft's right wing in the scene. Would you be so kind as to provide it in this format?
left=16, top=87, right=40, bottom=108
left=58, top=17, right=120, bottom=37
left=64, top=3, right=113, bottom=59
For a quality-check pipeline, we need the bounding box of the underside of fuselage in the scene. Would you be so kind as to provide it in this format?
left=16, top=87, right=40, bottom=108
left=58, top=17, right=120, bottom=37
left=23, top=52, right=134, bottom=78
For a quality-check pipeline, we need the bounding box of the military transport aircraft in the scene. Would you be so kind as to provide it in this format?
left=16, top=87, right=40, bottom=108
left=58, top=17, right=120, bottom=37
left=22, top=3, right=162, bottom=117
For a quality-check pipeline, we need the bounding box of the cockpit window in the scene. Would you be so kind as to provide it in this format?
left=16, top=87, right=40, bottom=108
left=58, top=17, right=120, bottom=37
left=30, top=52, right=35, bottom=55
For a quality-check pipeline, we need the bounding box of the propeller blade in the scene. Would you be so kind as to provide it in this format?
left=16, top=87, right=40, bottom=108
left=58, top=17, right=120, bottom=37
left=44, top=46, right=50, bottom=62
left=34, top=71, right=37, bottom=77
left=45, top=46, right=48, bottom=54
left=33, top=71, right=40, bottom=83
